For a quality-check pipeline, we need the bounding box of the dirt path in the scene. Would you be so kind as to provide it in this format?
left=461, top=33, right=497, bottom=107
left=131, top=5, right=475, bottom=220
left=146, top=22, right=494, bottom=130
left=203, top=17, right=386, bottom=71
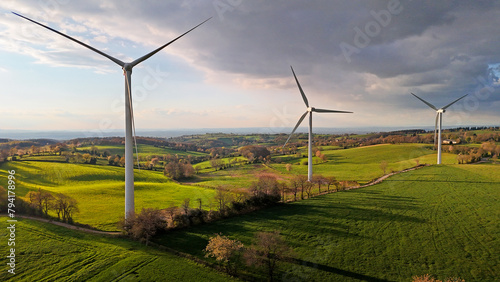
left=352, top=164, right=430, bottom=189
left=17, top=215, right=122, bottom=236
left=313, top=164, right=430, bottom=197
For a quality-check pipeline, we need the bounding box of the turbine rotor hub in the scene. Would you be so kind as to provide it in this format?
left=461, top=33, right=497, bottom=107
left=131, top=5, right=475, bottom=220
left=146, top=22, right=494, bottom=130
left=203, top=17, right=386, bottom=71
left=307, top=107, right=314, bottom=112
left=438, top=109, right=445, bottom=113
left=123, top=63, right=133, bottom=72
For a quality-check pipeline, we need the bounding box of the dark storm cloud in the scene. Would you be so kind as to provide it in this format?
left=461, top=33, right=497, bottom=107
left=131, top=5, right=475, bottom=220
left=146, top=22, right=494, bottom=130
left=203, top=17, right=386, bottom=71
left=3, top=0, right=499, bottom=124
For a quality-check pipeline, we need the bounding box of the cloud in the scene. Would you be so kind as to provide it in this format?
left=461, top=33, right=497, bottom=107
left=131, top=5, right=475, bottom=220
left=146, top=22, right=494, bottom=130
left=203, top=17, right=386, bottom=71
left=0, top=0, right=498, bottom=129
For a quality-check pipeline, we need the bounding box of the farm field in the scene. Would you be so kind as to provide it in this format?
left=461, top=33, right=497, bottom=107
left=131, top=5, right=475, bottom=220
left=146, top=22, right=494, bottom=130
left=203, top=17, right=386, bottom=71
left=154, top=164, right=500, bottom=281
left=0, top=143, right=461, bottom=231
left=193, top=156, right=248, bottom=174
left=0, top=217, right=234, bottom=281
left=0, top=160, right=215, bottom=231
left=78, top=144, right=208, bottom=158
left=271, top=144, right=458, bottom=184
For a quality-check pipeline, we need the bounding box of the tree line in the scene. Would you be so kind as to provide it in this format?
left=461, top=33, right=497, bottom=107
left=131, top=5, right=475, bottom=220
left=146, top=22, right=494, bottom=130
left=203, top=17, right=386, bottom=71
left=0, top=187, right=79, bottom=223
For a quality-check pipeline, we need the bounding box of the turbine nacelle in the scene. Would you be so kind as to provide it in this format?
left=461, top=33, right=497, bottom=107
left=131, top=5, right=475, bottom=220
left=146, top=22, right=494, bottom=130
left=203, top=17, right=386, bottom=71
left=123, top=63, right=133, bottom=72
left=437, top=109, right=445, bottom=113
left=307, top=107, right=314, bottom=112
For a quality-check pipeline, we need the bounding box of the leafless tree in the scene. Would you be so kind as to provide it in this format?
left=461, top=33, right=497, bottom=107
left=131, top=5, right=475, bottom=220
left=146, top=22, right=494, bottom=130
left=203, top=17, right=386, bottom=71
left=244, top=231, right=292, bottom=281
left=53, top=193, right=79, bottom=223
left=380, top=160, right=388, bottom=174
left=121, top=208, right=164, bottom=245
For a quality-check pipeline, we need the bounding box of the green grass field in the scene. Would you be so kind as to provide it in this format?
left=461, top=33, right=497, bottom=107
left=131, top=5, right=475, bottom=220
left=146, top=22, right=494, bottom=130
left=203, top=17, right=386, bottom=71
left=0, top=161, right=215, bottom=230
left=0, top=143, right=470, bottom=231
left=78, top=144, right=208, bottom=158
left=271, top=144, right=458, bottom=183
left=193, top=156, right=248, bottom=174
left=0, top=217, right=234, bottom=281
left=154, top=164, right=500, bottom=281
left=187, top=164, right=277, bottom=189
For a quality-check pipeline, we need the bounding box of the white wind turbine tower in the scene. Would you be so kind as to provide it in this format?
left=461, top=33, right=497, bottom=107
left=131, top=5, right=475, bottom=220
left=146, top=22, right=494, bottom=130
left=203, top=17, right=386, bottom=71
left=411, top=93, right=468, bottom=165
left=284, top=66, right=352, bottom=182
left=13, top=12, right=210, bottom=219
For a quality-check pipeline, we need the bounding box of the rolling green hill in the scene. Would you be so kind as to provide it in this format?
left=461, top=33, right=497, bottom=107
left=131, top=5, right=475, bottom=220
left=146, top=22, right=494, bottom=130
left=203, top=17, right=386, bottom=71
left=0, top=161, right=215, bottom=230
left=155, top=164, right=500, bottom=281
left=271, top=143, right=457, bottom=183
left=0, top=217, right=234, bottom=281
left=78, top=144, right=208, bottom=158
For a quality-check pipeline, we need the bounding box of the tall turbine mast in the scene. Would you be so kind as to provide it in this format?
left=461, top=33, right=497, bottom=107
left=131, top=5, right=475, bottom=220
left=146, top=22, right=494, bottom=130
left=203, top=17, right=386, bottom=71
left=284, top=66, right=352, bottom=181
left=13, top=12, right=210, bottom=218
left=411, top=93, right=467, bottom=164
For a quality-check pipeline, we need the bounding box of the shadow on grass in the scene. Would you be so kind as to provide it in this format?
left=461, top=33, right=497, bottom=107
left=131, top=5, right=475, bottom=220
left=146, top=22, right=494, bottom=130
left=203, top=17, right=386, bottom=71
left=385, top=179, right=500, bottom=184
left=289, top=258, right=389, bottom=282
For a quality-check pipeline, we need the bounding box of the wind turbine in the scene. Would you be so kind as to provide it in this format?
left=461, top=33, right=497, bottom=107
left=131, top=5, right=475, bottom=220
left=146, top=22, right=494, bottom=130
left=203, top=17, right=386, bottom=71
left=283, top=66, right=352, bottom=181
left=411, top=93, right=467, bottom=164
left=13, top=12, right=210, bottom=219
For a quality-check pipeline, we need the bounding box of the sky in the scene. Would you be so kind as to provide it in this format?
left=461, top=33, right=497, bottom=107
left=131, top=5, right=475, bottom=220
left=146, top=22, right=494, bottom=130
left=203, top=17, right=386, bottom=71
left=0, top=0, right=499, bottom=136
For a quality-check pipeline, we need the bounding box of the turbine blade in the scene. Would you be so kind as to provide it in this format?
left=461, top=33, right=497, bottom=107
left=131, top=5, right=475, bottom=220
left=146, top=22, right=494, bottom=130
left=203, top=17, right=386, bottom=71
left=411, top=93, right=437, bottom=111
left=434, top=112, right=438, bottom=147
left=130, top=17, right=211, bottom=67
left=442, top=94, right=468, bottom=110
left=124, top=72, right=140, bottom=170
left=290, top=66, right=309, bottom=107
left=12, top=12, right=125, bottom=67
left=313, top=108, right=353, bottom=114
left=283, top=111, right=308, bottom=147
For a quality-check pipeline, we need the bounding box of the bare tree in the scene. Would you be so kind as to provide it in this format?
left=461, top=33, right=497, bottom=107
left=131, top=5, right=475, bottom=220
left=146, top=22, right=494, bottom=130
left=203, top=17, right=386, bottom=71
left=195, top=165, right=202, bottom=174
left=121, top=208, right=164, bottom=245
left=183, top=162, right=195, bottom=178
left=82, top=153, right=92, bottom=163
left=279, top=182, right=288, bottom=202
left=165, top=205, right=178, bottom=228
left=196, top=198, right=203, bottom=210
left=294, top=175, right=308, bottom=200
left=304, top=181, right=313, bottom=198
left=324, top=176, right=338, bottom=192
left=182, top=198, right=191, bottom=214
left=150, top=157, right=160, bottom=169
left=312, top=175, right=325, bottom=194
left=26, top=188, right=53, bottom=216
left=53, top=193, right=79, bottom=223
left=380, top=160, right=388, bottom=174
left=210, top=158, right=223, bottom=171
left=244, top=231, right=292, bottom=281
left=289, top=178, right=300, bottom=202
left=214, top=186, right=232, bottom=213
